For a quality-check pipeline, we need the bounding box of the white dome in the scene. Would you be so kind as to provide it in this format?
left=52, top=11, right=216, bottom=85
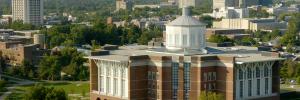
left=165, top=7, right=207, bottom=52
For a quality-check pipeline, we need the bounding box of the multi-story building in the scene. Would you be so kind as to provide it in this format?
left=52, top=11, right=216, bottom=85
left=205, top=7, right=249, bottom=18
left=213, top=18, right=287, bottom=31
left=116, top=0, right=133, bottom=11
left=213, top=0, right=258, bottom=10
left=88, top=7, right=283, bottom=100
left=178, top=0, right=202, bottom=8
left=0, top=41, right=46, bottom=66
left=12, top=0, right=43, bottom=25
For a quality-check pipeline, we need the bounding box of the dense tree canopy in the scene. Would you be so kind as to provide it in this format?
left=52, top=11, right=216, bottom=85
left=24, top=84, right=67, bottom=100
left=280, top=13, right=300, bottom=47
left=39, top=47, right=88, bottom=81
left=249, top=9, right=270, bottom=18
left=208, top=34, right=233, bottom=43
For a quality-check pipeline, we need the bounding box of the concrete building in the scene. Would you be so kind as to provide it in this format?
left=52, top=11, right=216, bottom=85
left=213, top=18, right=287, bottom=31
left=178, top=0, right=202, bottom=8
left=116, top=0, right=133, bottom=11
left=0, top=40, right=47, bottom=66
left=88, top=7, right=282, bottom=100
left=213, top=0, right=258, bottom=10
left=267, top=5, right=300, bottom=16
left=205, top=7, right=249, bottom=18
left=12, top=0, right=44, bottom=25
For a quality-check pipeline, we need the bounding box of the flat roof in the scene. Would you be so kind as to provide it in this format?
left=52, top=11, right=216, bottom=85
left=87, top=45, right=285, bottom=63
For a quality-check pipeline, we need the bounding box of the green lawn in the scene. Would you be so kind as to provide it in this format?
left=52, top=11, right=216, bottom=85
left=5, top=82, right=90, bottom=100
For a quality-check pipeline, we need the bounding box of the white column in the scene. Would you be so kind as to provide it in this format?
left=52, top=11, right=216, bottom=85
left=97, top=62, right=101, bottom=94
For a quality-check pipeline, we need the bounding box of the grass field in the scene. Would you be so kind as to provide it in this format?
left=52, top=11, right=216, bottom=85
left=5, top=82, right=90, bottom=100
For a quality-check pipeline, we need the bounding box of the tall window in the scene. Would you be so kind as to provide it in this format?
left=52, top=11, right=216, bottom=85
left=256, top=67, right=260, bottom=78
left=208, top=72, right=211, bottom=81
left=257, top=79, right=260, bottom=95
left=184, top=62, right=191, bottom=100
left=100, top=76, right=104, bottom=92
left=264, top=67, right=269, bottom=77
left=121, top=79, right=125, bottom=97
left=247, top=67, right=252, bottom=79
left=265, top=78, right=269, bottom=94
left=239, top=69, right=243, bottom=80
left=248, top=80, right=252, bottom=96
left=106, top=77, right=110, bottom=93
left=172, top=63, right=179, bottom=100
left=203, top=73, right=207, bottom=81
left=183, top=34, right=188, bottom=46
left=240, top=81, right=243, bottom=98
left=213, top=72, right=216, bottom=80
left=113, top=78, right=117, bottom=95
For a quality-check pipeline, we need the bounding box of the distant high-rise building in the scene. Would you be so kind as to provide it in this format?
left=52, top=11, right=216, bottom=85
left=116, top=0, right=133, bottom=11
left=213, top=0, right=258, bottom=9
left=12, top=0, right=44, bottom=25
left=178, top=0, right=202, bottom=8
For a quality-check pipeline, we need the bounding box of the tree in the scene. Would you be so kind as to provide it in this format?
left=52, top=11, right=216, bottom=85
left=208, top=35, right=233, bottom=43
left=280, top=13, right=300, bottom=46
left=38, top=55, right=62, bottom=81
left=199, top=16, right=214, bottom=28
left=199, top=91, right=224, bottom=100
left=249, top=9, right=270, bottom=18
left=91, top=40, right=101, bottom=51
left=280, top=60, right=299, bottom=79
left=20, top=60, right=35, bottom=78
left=60, top=47, right=87, bottom=81
left=24, top=84, right=67, bottom=100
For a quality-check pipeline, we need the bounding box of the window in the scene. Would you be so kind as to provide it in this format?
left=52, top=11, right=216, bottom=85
left=106, top=77, right=110, bottom=93
left=100, top=76, right=104, bottom=92
left=239, top=69, right=243, bottom=80
left=264, top=67, right=269, bottom=77
left=107, top=67, right=111, bottom=76
left=257, top=79, right=260, bottom=95
left=203, top=73, right=207, bottom=81
left=213, top=72, right=216, bottom=80
left=184, top=62, right=191, bottom=100
left=113, top=68, right=118, bottom=77
left=113, top=78, right=117, bottom=95
left=172, top=63, right=179, bottom=99
left=208, top=72, right=211, bottom=81
left=213, top=83, right=216, bottom=90
left=121, top=80, right=125, bottom=97
left=247, top=67, right=252, bottom=79
left=240, top=81, right=243, bottom=98
left=148, top=71, right=152, bottom=80
left=265, top=78, right=269, bottom=94
left=256, top=67, right=260, bottom=78
left=183, top=34, right=188, bottom=46
left=248, top=80, right=252, bottom=96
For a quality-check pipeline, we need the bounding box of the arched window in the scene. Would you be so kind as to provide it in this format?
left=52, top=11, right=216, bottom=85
left=256, top=67, right=260, bottom=78
left=247, top=67, right=252, bottom=79
left=239, top=69, right=243, bottom=80
left=264, top=67, right=269, bottom=77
